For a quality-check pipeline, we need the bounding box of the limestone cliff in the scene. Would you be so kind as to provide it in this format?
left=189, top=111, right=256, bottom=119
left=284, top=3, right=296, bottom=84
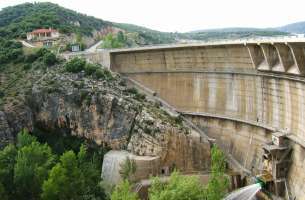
left=0, top=66, right=210, bottom=172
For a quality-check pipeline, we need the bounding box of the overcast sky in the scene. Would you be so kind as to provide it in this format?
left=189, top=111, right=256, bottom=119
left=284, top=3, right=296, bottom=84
left=1, top=0, right=305, bottom=32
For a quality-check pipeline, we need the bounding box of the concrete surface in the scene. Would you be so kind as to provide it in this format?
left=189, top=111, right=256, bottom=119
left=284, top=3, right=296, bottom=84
left=69, top=40, right=305, bottom=199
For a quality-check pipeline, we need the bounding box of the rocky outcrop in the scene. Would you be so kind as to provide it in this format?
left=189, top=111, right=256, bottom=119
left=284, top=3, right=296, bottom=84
left=0, top=111, right=14, bottom=148
left=0, top=104, right=33, bottom=148
left=1, top=67, right=210, bottom=173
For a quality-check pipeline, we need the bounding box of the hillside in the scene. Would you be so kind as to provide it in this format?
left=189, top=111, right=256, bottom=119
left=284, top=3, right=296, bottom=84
left=0, top=2, right=111, bottom=38
left=114, top=23, right=176, bottom=44
left=179, top=29, right=289, bottom=41
left=183, top=27, right=290, bottom=41
left=0, top=2, right=292, bottom=47
left=0, top=2, right=177, bottom=46
left=278, top=21, right=305, bottom=34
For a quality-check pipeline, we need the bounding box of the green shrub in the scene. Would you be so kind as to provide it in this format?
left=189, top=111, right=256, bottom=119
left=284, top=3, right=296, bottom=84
left=0, top=90, right=4, bottom=98
left=206, top=145, right=229, bottom=199
left=84, top=63, right=99, bottom=76
left=43, top=52, right=57, bottom=66
left=64, top=57, right=86, bottom=73
left=8, top=49, right=23, bottom=60
left=94, top=68, right=113, bottom=80
left=111, top=180, right=139, bottom=200
left=149, top=171, right=206, bottom=200
left=134, top=93, right=146, bottom=101
left=13, top=55, right=25, bottom=64
left=25, top=54, right=38, bottom=63
left=95, top=69, right=104, bottom=79
left=0, top=54, right=8, bottom=64
left=102, top=33, right=126, bottom=49
left=0, top=40, right=23, bottom=64
left=23, top=63, right=32, bottom=70
left=174, top=115, right=183, bottom=125
left=124, top=87, right=145, bottom=101
left=103, top=69, right=113, bottom=80
left=125, top=87, right=138, bottom=95
left=35, top=48, right=49, bottom=57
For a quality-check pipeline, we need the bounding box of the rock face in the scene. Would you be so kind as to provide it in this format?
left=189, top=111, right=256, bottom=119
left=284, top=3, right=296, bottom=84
left=0, top=104, right=33, bottom=148
left=0, top=111, right=14, bottom=148
left=1, top=67, right=210, bottom=175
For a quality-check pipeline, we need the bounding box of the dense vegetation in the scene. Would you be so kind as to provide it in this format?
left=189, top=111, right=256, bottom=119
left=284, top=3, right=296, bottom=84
left=0, top=2, right=175, bottom=45
left=0, top=40, right=59, bottom=108
left=0, top=2, right=110, bottom=39
left=0, top=39, right=57, bottom=68
left=64, top=57, right=113, bottom=80
left=111, top=146, right=229, bottom=200
left=114, top=23, right=177, bottom=45
left=102, top=32, right=128, bottom=49
left=0, top=130, right=107, bottom=200
left=0, top=39, right=23, bottom=65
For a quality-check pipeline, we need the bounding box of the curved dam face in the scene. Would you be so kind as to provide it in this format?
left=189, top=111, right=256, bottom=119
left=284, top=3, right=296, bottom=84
left=108, top=42, right=305, bottom=199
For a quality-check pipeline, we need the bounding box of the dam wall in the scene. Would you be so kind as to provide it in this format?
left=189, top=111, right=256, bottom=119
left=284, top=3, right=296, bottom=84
left=109, top=42, right=305, bottom=199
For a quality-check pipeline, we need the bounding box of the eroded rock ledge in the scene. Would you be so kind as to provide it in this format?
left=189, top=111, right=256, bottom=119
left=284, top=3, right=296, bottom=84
left=0, top=67, right=210, bottom=173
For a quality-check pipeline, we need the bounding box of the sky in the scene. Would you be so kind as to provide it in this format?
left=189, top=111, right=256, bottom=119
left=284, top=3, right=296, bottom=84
left=1, top=0, right=305, bottom=32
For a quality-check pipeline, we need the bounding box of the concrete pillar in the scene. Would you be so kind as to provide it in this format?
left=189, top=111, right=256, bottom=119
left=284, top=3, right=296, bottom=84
left=287, top=43, right=305, bottom=75
left=273, top=43, right=294, bottom=72
left=260, top=43, right=282, bottom=72
left=245, top=44, right=265, bottom=69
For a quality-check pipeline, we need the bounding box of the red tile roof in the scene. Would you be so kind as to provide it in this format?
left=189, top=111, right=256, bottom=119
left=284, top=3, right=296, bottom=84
left=30, top=28, right=57, bottom=34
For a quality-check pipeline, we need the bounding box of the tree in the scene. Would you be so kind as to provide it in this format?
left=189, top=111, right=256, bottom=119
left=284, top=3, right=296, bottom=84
left=43, top=52, right=57, bottom=66
left=149, top=171, right=206, bottom=200
left=0, top=183, right=8, bottom=200
left=42, top=146, right=106, bottom=200
left=14, top=141, right=56, bottom=199
left=41, top=163, right=69, bottom=200
left=0, top=144, right=17, bottom=196
left=42, top=150, right=83, bottom=200
left=102, top=33, right=124, bottom=49
left=111, top=180, right=139, bottom=200
left=117, top=31, right=126, bottom=43
left=77, top=144, right=107, bottom=200
left=64, top=57, right=86, bottom=73
left=0, top=39, right=23, bottom=64
left=17, top=129, right=37, bottom=148
left=84, top=63, right=99, bottom=76
left=205, top=145, right=229, bottom=200
left=0, top=130, right=107, bottom=200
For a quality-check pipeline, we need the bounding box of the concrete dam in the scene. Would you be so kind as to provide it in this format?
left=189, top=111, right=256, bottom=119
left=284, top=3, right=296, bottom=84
left=68, top=40, right=305, bottom=199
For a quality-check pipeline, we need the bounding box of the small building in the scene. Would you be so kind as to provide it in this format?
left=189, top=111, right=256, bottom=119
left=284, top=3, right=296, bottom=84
left=27, top=28, right=59, bottom=41
left=71, top=44, right=81, bottom=52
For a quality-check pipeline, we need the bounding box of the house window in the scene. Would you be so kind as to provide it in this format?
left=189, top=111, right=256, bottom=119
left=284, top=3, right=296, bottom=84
left=43, top=41, right=53, bottom=47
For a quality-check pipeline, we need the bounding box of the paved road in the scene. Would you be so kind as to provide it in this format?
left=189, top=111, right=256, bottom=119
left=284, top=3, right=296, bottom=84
left=85, top=40, right=103, bottom=52
left=20, top=40, right=35, bottom=48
